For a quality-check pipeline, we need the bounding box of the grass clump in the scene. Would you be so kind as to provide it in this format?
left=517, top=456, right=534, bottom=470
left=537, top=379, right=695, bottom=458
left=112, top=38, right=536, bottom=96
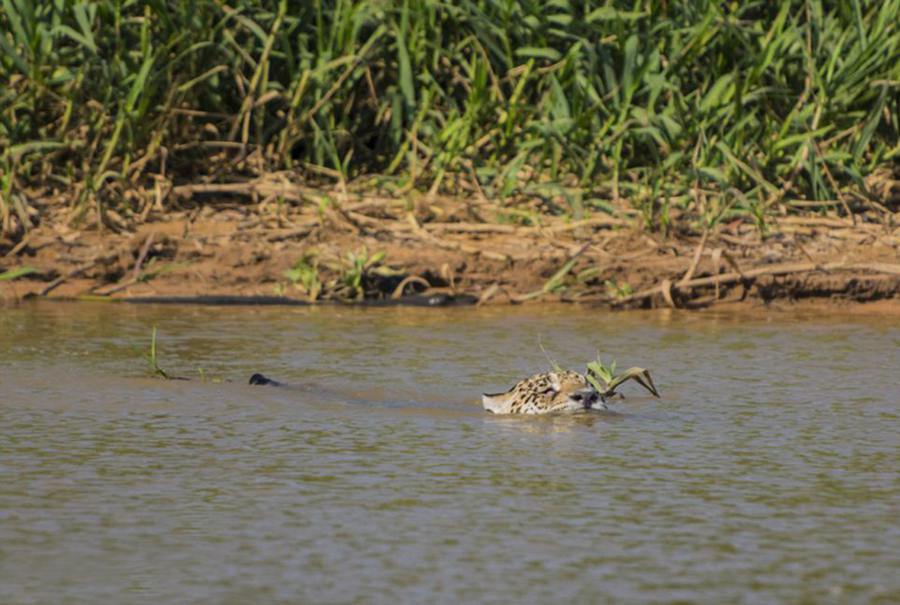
left=282, top=252, right=322, bottom=301
left=280, top=247, right=400, bottom=301
left=1, top=0, right=897, bottom=240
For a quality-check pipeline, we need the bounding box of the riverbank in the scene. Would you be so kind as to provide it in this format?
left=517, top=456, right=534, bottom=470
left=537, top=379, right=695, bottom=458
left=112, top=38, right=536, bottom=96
left=4, top=2, right=899, bottom=310
left=2, top=180, right=898, bottom=310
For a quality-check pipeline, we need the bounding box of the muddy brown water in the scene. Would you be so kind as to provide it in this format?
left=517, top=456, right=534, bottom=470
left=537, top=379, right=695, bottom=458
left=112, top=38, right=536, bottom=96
left=1, top=302, right=898, bottom=604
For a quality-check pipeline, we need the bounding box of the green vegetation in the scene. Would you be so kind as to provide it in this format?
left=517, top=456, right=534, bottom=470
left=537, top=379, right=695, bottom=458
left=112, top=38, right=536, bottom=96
left=337, top=248, right=389, bottom=301
left=604, top=279, right=634, bottom=299
left=543, top=346, right=660, bottom=399
left=0, top=266, right=36, bottom=281
left=282, top=251, right=323, bottom=301
left=586, top=355, right=660, bottom=399
left=145, top=325, right=169, bottom=379
left=2, top=0, right=897, bottom=238
left=280, top=247, right=400, bottom=301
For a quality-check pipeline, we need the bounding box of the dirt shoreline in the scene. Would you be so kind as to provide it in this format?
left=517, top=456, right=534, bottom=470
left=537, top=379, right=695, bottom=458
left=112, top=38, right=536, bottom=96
left=2, top=187, right=899, bottom=310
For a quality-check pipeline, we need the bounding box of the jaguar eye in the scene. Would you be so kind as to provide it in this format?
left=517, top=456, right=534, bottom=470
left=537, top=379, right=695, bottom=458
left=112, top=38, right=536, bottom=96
left=541, top=387, right=557, bottom=395
left=571, top=393, right=583, bottom=402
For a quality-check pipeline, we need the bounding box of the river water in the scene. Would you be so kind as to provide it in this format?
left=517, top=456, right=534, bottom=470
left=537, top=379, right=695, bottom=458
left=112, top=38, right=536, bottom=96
left=1, top=301, right=898, bottom=604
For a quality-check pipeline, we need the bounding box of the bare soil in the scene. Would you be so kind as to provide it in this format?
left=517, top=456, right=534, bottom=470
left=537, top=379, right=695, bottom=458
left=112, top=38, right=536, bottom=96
left=2, top=184, right=899, bottom=310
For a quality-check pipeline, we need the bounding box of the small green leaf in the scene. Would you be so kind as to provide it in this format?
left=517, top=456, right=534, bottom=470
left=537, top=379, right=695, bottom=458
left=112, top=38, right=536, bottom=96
left=0, top=266, right=37, bottom=281
left=126, top=53, right=155, bottom=114
left=586, top=7, right=647, bottom=22
left=515, top=47, right=562, bottom=61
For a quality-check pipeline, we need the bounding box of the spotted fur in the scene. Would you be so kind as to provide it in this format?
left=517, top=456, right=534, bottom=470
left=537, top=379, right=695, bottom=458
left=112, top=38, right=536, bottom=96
left=481, top=370, right=606, bottom=414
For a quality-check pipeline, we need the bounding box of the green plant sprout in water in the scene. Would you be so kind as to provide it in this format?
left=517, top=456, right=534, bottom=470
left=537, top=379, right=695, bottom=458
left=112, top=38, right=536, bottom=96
left=585, top=355, right=659, bottom=400
left=145, top=326, right=169, bottom=380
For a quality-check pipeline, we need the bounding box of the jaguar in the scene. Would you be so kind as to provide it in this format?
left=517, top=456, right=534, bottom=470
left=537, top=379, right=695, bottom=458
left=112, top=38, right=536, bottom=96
left=481, top=370, right=605, bottom=414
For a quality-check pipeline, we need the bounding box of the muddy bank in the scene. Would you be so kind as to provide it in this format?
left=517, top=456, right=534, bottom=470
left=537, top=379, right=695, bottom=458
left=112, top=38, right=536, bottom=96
left=2, top=187, right=899, bottom=310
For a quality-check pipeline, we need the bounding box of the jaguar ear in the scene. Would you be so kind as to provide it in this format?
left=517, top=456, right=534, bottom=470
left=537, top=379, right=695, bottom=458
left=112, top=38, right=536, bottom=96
left=482, top=391, right=514, bottom=414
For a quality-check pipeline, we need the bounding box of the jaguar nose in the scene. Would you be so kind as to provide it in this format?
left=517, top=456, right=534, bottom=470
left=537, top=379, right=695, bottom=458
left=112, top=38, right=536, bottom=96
left=573, top=390, right=598, bottom=408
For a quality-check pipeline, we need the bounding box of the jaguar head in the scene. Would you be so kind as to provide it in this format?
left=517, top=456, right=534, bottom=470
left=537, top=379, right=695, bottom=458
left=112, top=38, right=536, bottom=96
left=482, top=370, right=605, bottom=414
left=541, top=371, right=604, bottom=413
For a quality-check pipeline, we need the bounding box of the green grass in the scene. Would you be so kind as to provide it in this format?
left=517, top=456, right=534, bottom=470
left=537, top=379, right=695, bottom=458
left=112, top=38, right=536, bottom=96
left=2, top=1, right=898, bottom=236
left=0, top=266, right=36, bottom=281
left=145, top=325, right=169, bottom=380
left=282, top=251, right=323, bottom=301
left=280, top=247, right=401, bottom=301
